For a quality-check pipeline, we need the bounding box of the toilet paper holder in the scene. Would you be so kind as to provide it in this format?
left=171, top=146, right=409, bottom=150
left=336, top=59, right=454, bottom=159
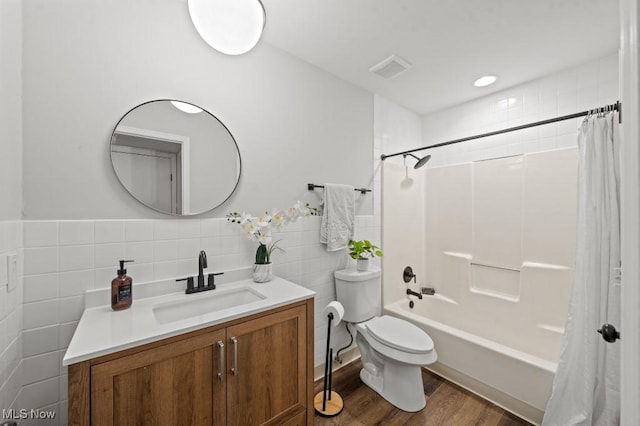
left=314, top=302, right=345, bottom=417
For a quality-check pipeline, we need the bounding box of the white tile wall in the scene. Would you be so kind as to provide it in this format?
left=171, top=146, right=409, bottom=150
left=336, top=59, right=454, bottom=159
left=20, top=215, right=381, bottom=423
left=0, top=220, right=24, bottom=413
left=422, top=54, right=618, bottom=167
left=374, top=94, right=425, bottom=306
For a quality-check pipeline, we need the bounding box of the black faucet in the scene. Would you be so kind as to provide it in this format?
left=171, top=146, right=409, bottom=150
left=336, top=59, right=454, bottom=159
left=198, top=250, right=208, bottom=289
left=176, top=250, right=224, bottom=294
left=406, top=288, right=423, bottom=300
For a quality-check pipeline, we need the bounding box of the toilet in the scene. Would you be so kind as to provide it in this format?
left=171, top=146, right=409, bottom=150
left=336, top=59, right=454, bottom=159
left=334, top=267, right=437, bottom=412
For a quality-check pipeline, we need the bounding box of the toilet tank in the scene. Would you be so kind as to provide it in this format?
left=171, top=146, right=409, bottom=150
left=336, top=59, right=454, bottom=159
left=334, top=267, right=381, bottom=323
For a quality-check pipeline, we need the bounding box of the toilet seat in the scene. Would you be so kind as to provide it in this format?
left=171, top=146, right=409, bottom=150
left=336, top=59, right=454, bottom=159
left=366, top=315, right=434, bottom=354
left=355, top=316, right=437, bottom=366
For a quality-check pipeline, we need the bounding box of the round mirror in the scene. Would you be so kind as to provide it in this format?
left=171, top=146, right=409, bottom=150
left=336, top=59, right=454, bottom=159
left=110, top=100, right=241, bottom=216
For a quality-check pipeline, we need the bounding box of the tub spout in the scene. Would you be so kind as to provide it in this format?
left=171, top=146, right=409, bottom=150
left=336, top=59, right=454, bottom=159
left=406, top=289, right=423, bottom=300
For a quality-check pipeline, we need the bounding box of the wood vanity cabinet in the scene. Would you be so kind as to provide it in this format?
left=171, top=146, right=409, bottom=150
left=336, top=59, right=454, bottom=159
left=68, top=299, right=314, bottom=426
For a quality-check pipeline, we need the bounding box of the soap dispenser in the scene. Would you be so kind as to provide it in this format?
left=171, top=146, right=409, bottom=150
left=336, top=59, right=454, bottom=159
left=112, top=260, right=134, bottom=311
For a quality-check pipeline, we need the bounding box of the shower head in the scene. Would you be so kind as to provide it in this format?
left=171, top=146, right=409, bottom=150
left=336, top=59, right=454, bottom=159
left=404, top=153, right=431, bottom=169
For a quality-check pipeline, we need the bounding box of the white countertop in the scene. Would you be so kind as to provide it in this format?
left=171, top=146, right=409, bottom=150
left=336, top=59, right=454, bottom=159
left=63, top=274, right=315, bottom=366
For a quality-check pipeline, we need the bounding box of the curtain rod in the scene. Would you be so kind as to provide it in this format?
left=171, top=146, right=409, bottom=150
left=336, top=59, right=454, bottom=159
left=380, top=100, right=621, bottom=161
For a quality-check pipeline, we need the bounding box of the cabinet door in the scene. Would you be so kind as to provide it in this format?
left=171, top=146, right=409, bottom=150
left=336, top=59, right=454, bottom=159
left=226, top=305, right=307, bottom=426
left=91, top=329, right=226, bottom=426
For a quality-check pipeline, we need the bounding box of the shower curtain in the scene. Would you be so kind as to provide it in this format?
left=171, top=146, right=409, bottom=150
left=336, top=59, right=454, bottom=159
left=543, top=111, right=621, bottom=426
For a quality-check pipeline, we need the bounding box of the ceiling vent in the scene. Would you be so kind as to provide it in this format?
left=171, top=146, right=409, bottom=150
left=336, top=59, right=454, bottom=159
left=369, top=54, right=412, bottom=79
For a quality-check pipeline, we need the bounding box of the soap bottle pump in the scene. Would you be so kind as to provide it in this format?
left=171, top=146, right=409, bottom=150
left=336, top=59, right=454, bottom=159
left=112, top=260, right=134, bottom=311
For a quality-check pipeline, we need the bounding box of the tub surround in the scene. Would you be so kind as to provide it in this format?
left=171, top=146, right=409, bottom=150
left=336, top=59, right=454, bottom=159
left=64, top=271, right=314, bottom=365
left=420, top=148, right=577, bottom=362
left=381, top=148, right=577, bottom=423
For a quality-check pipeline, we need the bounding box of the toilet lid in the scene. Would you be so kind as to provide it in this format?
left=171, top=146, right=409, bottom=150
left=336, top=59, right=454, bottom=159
left=366, top=315, right=434, bottom=354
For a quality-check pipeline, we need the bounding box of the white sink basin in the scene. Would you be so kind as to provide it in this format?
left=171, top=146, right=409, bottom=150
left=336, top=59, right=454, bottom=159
left=153, top=287, right=266, bottom=324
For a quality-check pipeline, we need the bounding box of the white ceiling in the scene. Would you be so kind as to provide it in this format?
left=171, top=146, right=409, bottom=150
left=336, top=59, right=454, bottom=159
left=260, top=0, right=619, bottom=115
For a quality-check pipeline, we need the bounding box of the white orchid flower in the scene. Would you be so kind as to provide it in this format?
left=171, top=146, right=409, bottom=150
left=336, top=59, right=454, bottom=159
left=227, top=202, right=316, bottom=255
left=258, top=228, right=272, bottom=245
left=288, top=201, right=305, bottom=221
left=239, top=212, right=252, bottom=225
left=243, top=223, right=255, bottom=235
left=256, top=213, right=272, bottom=227
left=286, top=206, right=296, bottom=219
left=271, top=210, right=285, bottom=229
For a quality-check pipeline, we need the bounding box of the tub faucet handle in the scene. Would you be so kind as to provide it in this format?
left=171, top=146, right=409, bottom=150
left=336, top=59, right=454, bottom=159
left=403, top=266, right=417, bottom=283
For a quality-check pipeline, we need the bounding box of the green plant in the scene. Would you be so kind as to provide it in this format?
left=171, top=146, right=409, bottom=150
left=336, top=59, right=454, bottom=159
left=348, top=240, right=383, bottom=260
left=255, top=241, right=284, bottom=265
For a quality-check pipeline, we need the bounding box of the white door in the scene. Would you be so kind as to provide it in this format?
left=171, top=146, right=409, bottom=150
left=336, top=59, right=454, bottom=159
left=112, top=149, right=178, bottom=214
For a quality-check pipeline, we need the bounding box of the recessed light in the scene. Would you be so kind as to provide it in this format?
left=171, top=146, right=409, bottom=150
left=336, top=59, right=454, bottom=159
left=473, top=75, right=497, bottom=87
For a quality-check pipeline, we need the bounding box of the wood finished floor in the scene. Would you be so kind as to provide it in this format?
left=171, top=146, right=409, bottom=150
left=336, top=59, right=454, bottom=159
left=313, top=360, right=533, bottom=426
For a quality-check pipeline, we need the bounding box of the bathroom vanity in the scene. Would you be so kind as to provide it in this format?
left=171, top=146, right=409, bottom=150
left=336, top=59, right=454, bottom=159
left=64, top=275, right=315, bottom=426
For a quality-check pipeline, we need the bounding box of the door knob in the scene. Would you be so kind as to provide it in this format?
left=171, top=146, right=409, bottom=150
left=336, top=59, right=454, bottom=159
left=597, top=323, right=620, bottom=343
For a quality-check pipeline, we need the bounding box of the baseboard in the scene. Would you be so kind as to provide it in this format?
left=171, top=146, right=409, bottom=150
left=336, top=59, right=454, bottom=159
left=314, top=347, right=361, bottom=382
left=426, top=362, right=544, bottom=425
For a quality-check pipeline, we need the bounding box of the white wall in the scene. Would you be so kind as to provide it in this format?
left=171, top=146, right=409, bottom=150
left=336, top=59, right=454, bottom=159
left=21, top=0, right=373, bottom=220
left=0, top=0, right=23, bottom=221
left=0, top=0, right=24, bottom=413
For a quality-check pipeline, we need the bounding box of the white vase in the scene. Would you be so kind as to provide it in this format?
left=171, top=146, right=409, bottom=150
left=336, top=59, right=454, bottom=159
left=356, top=258, right=369, bottom=271
left=252, top=263, right=273, bottom=283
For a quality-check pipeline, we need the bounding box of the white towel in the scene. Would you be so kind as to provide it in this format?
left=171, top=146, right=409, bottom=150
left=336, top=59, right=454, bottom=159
left=320, top=183, right=355, bottom=251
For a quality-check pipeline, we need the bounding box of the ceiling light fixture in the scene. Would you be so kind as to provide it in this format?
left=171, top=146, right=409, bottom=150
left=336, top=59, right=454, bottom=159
left=473, top=75, right=497, bottom=87
left=188, top=0, right=265, bottom=56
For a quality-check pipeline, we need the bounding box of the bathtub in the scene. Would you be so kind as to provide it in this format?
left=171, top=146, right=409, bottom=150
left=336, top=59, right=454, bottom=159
left=385, top=297, right=557, bottom=425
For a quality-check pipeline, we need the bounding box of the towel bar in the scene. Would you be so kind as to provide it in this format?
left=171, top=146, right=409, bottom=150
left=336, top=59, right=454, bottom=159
left=307, top=183, right=371, bottom=194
